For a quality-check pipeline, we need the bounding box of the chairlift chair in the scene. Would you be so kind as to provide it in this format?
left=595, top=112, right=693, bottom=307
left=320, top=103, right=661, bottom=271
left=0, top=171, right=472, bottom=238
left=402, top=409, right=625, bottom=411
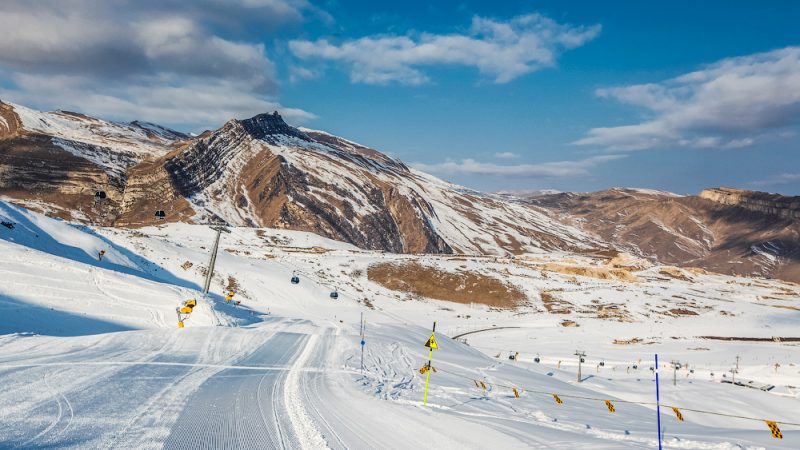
left=154, top=210, right=166, bottom=220
left=290, top=272, right=300, bottom=284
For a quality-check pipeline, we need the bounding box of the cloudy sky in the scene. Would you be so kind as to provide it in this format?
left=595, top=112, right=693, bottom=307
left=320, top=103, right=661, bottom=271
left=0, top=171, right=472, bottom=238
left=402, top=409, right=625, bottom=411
left=2, top=1, right=799, bottom=195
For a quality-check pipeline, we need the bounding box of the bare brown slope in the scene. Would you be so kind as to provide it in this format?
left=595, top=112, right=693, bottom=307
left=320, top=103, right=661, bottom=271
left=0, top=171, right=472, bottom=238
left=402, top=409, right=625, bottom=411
left=530, top=188, right=800, bottom=282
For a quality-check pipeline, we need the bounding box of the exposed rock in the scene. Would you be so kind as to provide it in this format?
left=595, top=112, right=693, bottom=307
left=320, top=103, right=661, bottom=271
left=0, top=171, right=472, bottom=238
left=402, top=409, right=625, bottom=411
left=699, top=187, right=800, bottom=219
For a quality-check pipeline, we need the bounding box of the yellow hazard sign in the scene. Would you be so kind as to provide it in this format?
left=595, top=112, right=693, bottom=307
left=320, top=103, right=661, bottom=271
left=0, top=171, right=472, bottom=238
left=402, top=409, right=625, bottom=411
left=552, top=394, right=563, bottom=405
left=604, top=400, right=616, bottom=413
left=672, top=407, right=684, bottom=422
left=424, top=333, right=438, bottom=349
left=765, top=420, right=783, bottom=439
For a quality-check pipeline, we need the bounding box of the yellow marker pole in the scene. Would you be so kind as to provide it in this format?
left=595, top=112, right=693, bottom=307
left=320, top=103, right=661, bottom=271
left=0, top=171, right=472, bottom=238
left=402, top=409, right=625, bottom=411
left=423, top=346, right=433, bottom=405
left=423, top=321, right=436, bottom=406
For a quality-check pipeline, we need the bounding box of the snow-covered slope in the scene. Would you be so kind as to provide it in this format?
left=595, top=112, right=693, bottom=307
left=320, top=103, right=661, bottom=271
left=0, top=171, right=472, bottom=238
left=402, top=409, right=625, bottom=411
left=4, top=101, right=185, bottom=162
left=1, top=204, right=797, bottom=448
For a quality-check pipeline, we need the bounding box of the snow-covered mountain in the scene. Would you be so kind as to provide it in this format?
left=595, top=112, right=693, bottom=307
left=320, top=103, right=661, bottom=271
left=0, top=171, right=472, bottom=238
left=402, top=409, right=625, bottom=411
left=0, top=100, right=599, bottom=255
left=3, top=100, right=799, bottom=282
left=529, top=188, right=800, bottom=282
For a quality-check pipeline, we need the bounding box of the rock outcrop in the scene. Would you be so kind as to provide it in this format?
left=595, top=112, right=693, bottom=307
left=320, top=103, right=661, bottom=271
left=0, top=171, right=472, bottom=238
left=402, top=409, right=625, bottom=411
left=699, top=187, right=800, bottom=219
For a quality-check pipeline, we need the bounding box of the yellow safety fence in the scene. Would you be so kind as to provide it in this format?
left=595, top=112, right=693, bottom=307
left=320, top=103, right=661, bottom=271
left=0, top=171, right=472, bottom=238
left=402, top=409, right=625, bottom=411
left=424, top=362, right=798, bottom=440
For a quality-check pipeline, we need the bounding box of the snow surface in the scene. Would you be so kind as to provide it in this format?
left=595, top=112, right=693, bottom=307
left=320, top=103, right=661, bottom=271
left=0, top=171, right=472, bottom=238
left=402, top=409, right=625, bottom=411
left=7, top=102, right=181, bottom=175
left=1, top=202, right=798, bottom=448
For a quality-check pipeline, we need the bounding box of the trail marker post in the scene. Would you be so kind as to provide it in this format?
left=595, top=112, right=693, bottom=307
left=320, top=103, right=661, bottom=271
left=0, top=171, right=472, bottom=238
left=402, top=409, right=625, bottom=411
left=423, top=322, right=438, bottom=406
left=656, top=354, right=663, bottom=450
left=360, top=312, right=366, bottom=373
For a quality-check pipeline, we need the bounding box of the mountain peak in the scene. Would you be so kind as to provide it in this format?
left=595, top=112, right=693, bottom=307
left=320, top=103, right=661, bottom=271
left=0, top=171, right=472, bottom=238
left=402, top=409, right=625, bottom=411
left=238, top=111, right=309, bottom=141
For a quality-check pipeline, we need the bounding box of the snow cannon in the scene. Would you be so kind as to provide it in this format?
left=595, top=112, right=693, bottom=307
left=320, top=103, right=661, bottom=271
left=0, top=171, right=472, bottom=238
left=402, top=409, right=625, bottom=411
left=225, top=291, right=235, bottom=302
left=184, top=299, right=197, bottom=308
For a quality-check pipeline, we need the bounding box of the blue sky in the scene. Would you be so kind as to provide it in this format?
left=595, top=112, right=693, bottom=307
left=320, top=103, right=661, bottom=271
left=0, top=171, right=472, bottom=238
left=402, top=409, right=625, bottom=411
left=1, top=1, right=799, bottom=195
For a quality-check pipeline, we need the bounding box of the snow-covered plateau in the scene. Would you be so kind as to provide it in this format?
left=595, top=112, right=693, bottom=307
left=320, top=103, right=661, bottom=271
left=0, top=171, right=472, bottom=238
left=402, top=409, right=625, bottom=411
left=1, top=200, right=798, bottom=449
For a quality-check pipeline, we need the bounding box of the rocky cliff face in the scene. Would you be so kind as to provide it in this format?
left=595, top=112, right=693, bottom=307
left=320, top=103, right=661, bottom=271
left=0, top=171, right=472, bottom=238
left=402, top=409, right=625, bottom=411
left=699, top=187, right=800, bottom=219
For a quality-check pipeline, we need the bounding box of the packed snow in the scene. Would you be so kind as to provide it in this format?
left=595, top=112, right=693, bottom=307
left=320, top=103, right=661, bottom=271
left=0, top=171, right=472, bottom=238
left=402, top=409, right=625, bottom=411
left=0, top=201, right=798, bottom=449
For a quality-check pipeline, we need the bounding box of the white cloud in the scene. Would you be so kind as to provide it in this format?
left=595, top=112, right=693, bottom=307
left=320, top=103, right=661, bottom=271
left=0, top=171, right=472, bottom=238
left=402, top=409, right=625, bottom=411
left=411, top=154, right=624, bottom=178
left=494, top=151, right=520, bottom=159
left=1, top=73, right=314, bottom=131
left=576, top=46, right=800, bottom=150
left=289, top=13, right=600, bottom=85
left=0, top=0, right=316, bottom=130
left=751, top=172, right=800, bottom=186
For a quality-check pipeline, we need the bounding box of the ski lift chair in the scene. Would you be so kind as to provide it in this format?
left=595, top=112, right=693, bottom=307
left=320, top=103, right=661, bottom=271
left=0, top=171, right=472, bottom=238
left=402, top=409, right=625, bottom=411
left=155, top=210, right=166, bottom=220
left=291, top=272, right=300, bottom=284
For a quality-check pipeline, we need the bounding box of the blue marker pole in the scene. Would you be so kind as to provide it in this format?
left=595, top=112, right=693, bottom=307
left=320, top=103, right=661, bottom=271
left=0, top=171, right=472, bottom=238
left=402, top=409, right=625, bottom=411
left=655, top=353, right=663, bottom=450
left=360, top=312, right=366, bottom=373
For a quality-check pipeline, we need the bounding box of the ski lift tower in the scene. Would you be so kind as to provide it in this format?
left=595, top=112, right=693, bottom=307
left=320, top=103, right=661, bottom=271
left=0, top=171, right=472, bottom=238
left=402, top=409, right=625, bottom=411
left=202, top=224, right=231, bottom=296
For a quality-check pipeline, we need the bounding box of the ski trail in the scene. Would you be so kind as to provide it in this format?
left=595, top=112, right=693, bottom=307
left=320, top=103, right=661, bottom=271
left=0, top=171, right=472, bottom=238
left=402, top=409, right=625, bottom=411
left=161, top=332, right=306, bottom=449
left=20, top=369, right=74, bottom=448
left=284, top=332, right=329, bottom=449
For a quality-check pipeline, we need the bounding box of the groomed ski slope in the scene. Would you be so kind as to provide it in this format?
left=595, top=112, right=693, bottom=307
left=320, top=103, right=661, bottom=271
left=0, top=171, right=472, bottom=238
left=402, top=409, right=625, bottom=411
left=0, top=201, right=798, bottom=449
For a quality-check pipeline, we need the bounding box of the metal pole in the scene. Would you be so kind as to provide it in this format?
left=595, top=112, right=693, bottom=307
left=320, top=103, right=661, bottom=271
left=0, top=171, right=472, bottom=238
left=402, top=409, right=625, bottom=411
left=655, top=354, right=663, bottom=450
left=423, top=321, right=436, bottom=406
left=575, top=350, right=586, bottom=383
left=202, top=225, right=230, bottom=296
left=360, top=312, right=365, bottom=373
left=735, top=355, right=740, bottom=371
left=671, top=360, right=679, bottom=386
